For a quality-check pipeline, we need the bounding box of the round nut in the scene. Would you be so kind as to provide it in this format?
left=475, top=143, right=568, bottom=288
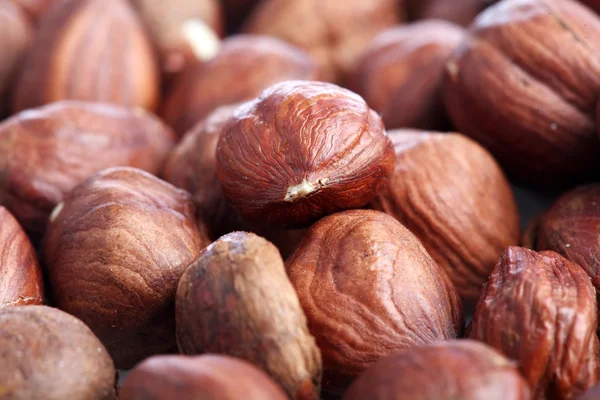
left=406, top=0, right=498, bottom=26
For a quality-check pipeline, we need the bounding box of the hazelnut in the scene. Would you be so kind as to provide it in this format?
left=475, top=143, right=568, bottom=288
left=468, top=246, right=600, bottom=399
left=12, top=0, right=160, bottom=113
left=443, top=0, right=600, bottom=187
left=0, top=207, right=44, bottom=307
left=216, top=81, right=395, bottom=228
left=405, top=0, right=498, bottom=26
left=11, top=0, right=57, bottom=21
left=372, top=130, right=520, bottom=300
left=0, top=101, right=175, bottom=235
left=43, top=167, right=208, bottom=368
left=243, top=0, right=402, bottom=82
left=351, top=21, right=466, bottom=130
left=286, top=209, right=464, bottom=395
left=0, top=305, right=117, bottom=399
left=342, top=340, right=531, bottom=400
left=176, top=231, right=322, bottom=400
left=121, top=354, right=288, bottom=400
left=162, top=34, right=322, bottom=137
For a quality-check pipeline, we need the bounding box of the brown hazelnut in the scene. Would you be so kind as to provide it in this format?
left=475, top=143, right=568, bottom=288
left=405, top=0, right=498, bottom=26
left=372, top=130, right=520, bottom=300
left=342, top=340, right=531, bottom=400
left=121, top=354, right=288, bottom=400
left=12, top=0, right=160, bottom=113
left=216, top=81, right=395, bottom=228
left=243, top=0, right=402, bottom=82
left=43, top=167, right=208, bottom=368
left=0, top=305, right=117, bottom=399
left=443, top=0, right=600, bottom=187
left=162, top=34, right=322, bottom=137
left=351, top=21, right=466, bottom=130
left=176, top=231, right=322, bottom=400
left=468, top=246, right=600, bottom=399
left=11, top=0, right=57, bottom=21
left=0, top=101, right=175, bottom=235
left=286, top=209, right=464, bottom=395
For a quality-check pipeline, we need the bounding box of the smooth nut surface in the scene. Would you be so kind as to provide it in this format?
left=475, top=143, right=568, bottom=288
left=216, top=80, right=395, bottom=227
left=406, top=0, right=498, bottom=26
left=44, top=167, right=208, bottom=368
left=468, top=246, right=600, bottom=399
left=286, top=209, right=464, bottom=395
left=176, top=232, right=322, bottom=400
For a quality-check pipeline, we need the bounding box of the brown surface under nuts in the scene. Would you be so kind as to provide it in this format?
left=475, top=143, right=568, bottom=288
left=176, top=232, right=322, bottom=400
left=286, top=209, right=464, bottom=395
left=405, top=0, right=498, bottom=26
left=0, top=305, right=117, bottom=400
left=342, top=340, right=531, bottom=400
left=468, top=246, right=600, bottom=400
left=372, top=130, right=520, bottom=300
left=43, top=167, right=208, bottom=369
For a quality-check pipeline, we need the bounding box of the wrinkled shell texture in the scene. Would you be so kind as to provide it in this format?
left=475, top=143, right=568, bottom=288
left=0, top=101, right=174, bottom=234
left=216, top=81, right=395, bottom=227
left=373, top=131, right=520, bottom=300
left=342, top=340, right=531, bottom=400
left=244, top=0, right=401, bottom=81
left=176, top=232, right=322, bottom=400
left=162, top=34, right=322, bottom=136
left=0, top=207, right=44, bottom=307
left=13, top=0, right=160, bottom=113
left=286, top=210, right=464, bottom=394
left=353, top=21, right=466, bottom=130
left=43, top=167, right=207, bottom=368
left=406, top=0, right=498, bottom=26
left=469, top=246, right=600, bottom=400
left=443, top=0, right=600, bottom=187
left=0, top=306, right=116, bottom=400
left=120, top=354, right=288, bottom=400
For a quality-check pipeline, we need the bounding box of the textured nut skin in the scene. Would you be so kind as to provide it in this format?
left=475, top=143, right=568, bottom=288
left=11, top=0, right=57, bottom=20
left=162, top=35, right=321, bottom=137
left=176, top=232, right=322, bottom=400
left=0, top=101, right=175, bottom=235
left=244, top=0, right=402, bottom=82
left=0, top=306, right=117, bottom=400
left=352, top=21, right=466, bottom=130
left=443, top=0, right=600, bottom=187
left=286, top=210, right=464, bottom=395
left=43, top=167, right=208, bottom=368
left=342, top=340, right=531, bottom=400
left=468, top=246, right=600, bottom=400
left=372, top=130, right=520, bottom=300
left=13, top=0, right=160, bottom=113
left=216, top=81, right=395, bottom=228
left=406, top=0, right=498, bottom=26
left=121, top=354, right=288, bottom=400
left=0, top=207, right=44, bottom=307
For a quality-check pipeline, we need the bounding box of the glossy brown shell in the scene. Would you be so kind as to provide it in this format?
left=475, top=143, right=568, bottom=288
left=286, top=209, right=464, bottom=395
left=0, top=101, right=175, bottom=235
left=406, top=0, right=498, bottom=26
left=43, top=167, right=208, bottom=368
left=443, top=0, right=600, bottom=187
left=0, top=305, right=117, bottom=400
left=373, top=130, right=520, bottom=300
left=468, top=246, right=600, bottom=400
left=342, top=340, right=531, bottom=400
left=216, top=81, right=395, bottom=228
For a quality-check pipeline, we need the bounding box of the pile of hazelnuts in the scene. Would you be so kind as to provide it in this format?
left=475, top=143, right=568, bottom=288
left=3, top=0, right=600, bottom=399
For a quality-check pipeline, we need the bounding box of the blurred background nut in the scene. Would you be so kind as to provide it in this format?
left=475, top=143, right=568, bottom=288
left=0, top=305, right=117, bottom=400
left=469, top=246, right=600, bottom=399
left=342, top=340, right=531, bottom=400
left=405, top=0, right=498, bottom=26
left=162, top=34, right=322, bottom=137
left=0, top=101, right=174, bottom=235
left=372, top=130, right=520, bottom=301
left=351, top=20, right=466, bottom=130
left=13, top=0, right=160, bottom=113
left=176, top=232, right=322, bottom=400
left=216, top=81, right=395, bottom=228
left=0, top=207, right=44, bottom=307
left=120, top=354, right=288, bottom=400
left=44, top=167, right=208, bottom=369
left=286, top=210, right=464, bottom=395
left=443, top=0, right=600, bottom=188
